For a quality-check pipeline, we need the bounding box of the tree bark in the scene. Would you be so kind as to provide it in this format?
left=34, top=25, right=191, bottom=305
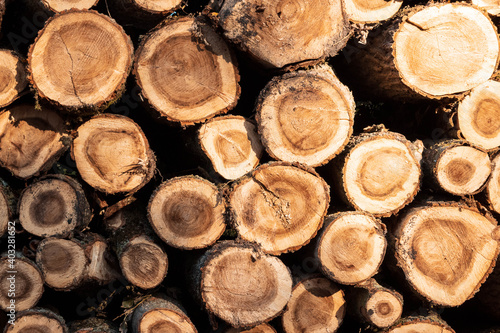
left=343, top=0, right=402, bottom=23
left=229, top=162, right=329, bottom=255
left=333, top=130, right=422, bottom=217
left=130, top=295, right=197, bottom=333
left=315, top=212, right=387, bottom=285
left=345, top=3, right=499, bottom=100
left=281, top=276, right=346, bottom=333
left=423, top=140, right=491, bottom=196
left=194, top=241, right=292, bottom=328
left=391, top=202, right=500, bottom=307
left=106, top=0, right=182, bottom=30
left=198, top=115, right=263, bottom=180
left=0, top=253, right=44, bottom=312
left=69, top=317, right=118, bottom=333
left=0, top=50, right=27, bottom=108
left=0, top=104, right=69, bottom=179
left=148, top=176, right=226, bottom=250
left=18, top=174, right=92, bottom=238
left=217, top=0, right=351, bottom=69
left=255, top=64, right=355, bottom=167
left=3, top=308, right=68, bottom=333
left=72, top=114, right=156, bottom=195
left=28, top=9, right=133, bottom=113
left=134, top=16, right=240, bottom=126
left=381, top=315, right=455, bottom=333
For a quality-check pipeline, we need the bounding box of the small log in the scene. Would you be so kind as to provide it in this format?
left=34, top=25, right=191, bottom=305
left=28, top=10, right=133, bottom=112
left=134, top=16, right=240, bottom=126
left=35, top=0, right=99, bottom=12
left=0, top=253, right=44, bottom=312
left=346, top=3, right=499, bottom=100
left=255, top=65, right=355, bottom=167
left=471, top=0, right=500, bottom=16
left=281, top=276, right=346, bottom=333
left=229, top=162, right=329, bottom=255
left=423, top=140, right=491, bottom=196
left=381, top=315, right=455, bottom=333
left=316, top=212, right=387, bottom=285
left=348, top=279, right=403, bottom=328
left=72, top=114, right=156, bottom=195
left=392, top=202, right=500, bottom=307
left=69, top=317, right=119, bottom=333
left=218, top=0, right=351, bottom=69
left=225, top=323, right=276, bottom=333
left=198, top=115, right=263, bottom=180
left=455, top=80, right=500, bottom=151
left=486, top=153, right=500, bottom=215
left=130, top=295, right=197, bottom=333
left=18, top=174, right=91, bottom=238
left=148, top=176, right=226, bottom=250
left=0, top=104, right=69, bottom=179
left=0, top=50, right=27, bottom=108
left=107, top=0, right=182, bottom=30
left=0, top=179, right=15, bottom=238
left=3, top=308, right=68, bottom=333
left=334, top=130, right=421, bottom=216
left=343, top=0, right=402, bottom=23
left=195, top=241, right=292, bottom=328
left=82, top=233, right=120, bottom=286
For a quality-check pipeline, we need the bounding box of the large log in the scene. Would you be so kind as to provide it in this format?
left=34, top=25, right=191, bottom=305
left=256, top=65, right=355, bottom=167
left=134, top=16, right=240, bottom=126
left=229, top=162, right=329, bottom=255
left=218, top=0, right=351, bottom=69
left=28, top=10, right=133, bottom=113
left=3, top=308, right=68, bottom=333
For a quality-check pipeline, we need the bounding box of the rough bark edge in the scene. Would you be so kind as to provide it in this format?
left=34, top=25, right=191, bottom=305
left=27, top=9, right=134, bottom=115
left=228, top=161, right=331, bottom=255
left=4, top=307, right=68, bottom=333
left=133, top=15, right=241, bottom=127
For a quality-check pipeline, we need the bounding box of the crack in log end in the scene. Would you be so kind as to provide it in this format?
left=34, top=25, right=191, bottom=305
left=58, top=34, right=85, bottom=107
left=252, top=175, right=292, bottom=228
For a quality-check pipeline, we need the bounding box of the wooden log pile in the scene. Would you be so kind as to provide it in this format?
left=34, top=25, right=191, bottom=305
left=2, top=0, right=500, bottom=332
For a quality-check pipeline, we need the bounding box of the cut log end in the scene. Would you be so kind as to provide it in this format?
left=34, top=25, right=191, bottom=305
left=40, top=0, right=100, bottom=12
left=394, top=203, right=500, bottom=306
left=148, top=176, right=226, bottom=250
left=344, top=0, right=402, bottom=23
left=317, top=212, right=387, bottom=285
left=28, top=10, right=133, bottom=111
left=0, top=256, right=44, bottom=312
left=362, top=289, right=403, bottom=328
left=382, top=316, right=455, bottom=333
left=256, top=65, right=355, bottom=167
left=457, top=80, right=500, bottom=150
left=471, top=0, right=500, bottom=16
left=135, top=17, right=240, bottom=125
left=342, top=133, right=421, bottom=216
left=225, top=323, right=276, bottom=333
left=119, top=236, right=168, bottom=290
left=394, top=3, right=499, bottom=97
left=199, top=116, right=263, bottom=180
left=219, top=0, right=350, bottom=68
left=4, top=308, right=68, bottom=333
left=230, top=162, right=329, bottom=255
left=488, top=154, right=500, bottom=214
left=0, top=104, right=68, bottom=179
left=133, top=0, right=183, bottom=13
left=201, top=242, right=292, bottom=328
left=281, top=277, right=346, bottom=333
left=0, top=50, right=27, bottom=108
left=72, top=114, right=156, bottom=194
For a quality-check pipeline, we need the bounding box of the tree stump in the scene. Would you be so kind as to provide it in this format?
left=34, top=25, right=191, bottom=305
left=230, top=162, right=329, bottom=255
left=316, top=212, right=387, bottom=285
left=134, top=16, right=240, bottom=126
left=0, top=50, right=27, bottom=108
left=218, top=0, right=351, bottom=69
left=256, top=65, right=355, bottom=167
left=28, top=10, right=133, bottom=112
left=0, top=104, right=69, bottom=179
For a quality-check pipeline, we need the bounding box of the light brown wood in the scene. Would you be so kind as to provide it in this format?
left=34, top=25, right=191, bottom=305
left=336, top=131, right=421, bottom=216
left=38, top=0, right=99, bottom=12
left=0, top=50, right=27, bottom=108
left=148, top=176, right=226, bottom=250
left=423, top=140, right=491, bottom=195
left=487, top=153, right=500, bottom=215
left=456, top=80, right=500, bottom=151
left=72, top=114, right=156, bottom=194
left=84, top=234, right=120, bottom=286
left=28, top=10, right=133, bottom=112
left=18, top=175, right=92, bottom=238
left=218, top=0, right=351, bottom=69
left=199, top=241, right=292, bottom=328
left=230, top=162, right=329, bottom=255
left=0, top=104, right=69, bottom=179
left=344, top=0, right=402, bottom=23
left=199, top=115, right=263, bottom=180
left=381, top=316, right=455, bottom=333
left=256, top=65, right=355, bottom=167
left=471, top=0, right=500, bottom=16
left=0, top=254, right=44, bottom=312
left=4, top=308, right=68, bottom=333
left=316, top=212, right=387, bottom=285
left=393, top=202, right=500, bottom=306
left=347, top=3, right=500, bottom=100
left=281, top=277, right=345, bottom=333
left=134, top=17, right=240, bottom=125
left=225, top=323, right=276, bottom=333
left=0, top=179, right=14, bottom=238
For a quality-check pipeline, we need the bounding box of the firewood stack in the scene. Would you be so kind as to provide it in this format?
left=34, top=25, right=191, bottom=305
left=1, top=0, right=500, bottom=332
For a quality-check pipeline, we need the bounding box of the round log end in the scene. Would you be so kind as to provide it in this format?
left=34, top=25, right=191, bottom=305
left=363, top=289, right=403, bottom=328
